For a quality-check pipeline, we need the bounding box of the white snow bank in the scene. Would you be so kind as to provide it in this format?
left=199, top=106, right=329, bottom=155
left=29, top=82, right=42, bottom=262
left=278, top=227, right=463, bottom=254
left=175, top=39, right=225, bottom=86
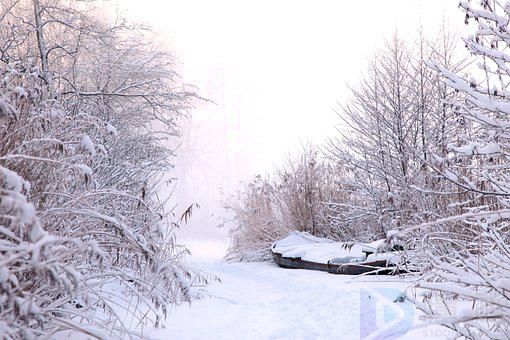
left=272, top=231, right=401, bottom=265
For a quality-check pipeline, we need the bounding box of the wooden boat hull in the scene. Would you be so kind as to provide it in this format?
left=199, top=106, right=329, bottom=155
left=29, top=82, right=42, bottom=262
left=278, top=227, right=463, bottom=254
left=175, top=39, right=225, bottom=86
left=272, top=252, right=399, bottom=275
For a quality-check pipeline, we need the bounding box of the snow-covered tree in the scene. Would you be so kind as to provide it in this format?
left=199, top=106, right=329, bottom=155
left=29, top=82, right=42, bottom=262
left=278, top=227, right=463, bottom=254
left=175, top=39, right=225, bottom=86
left=0, top=0, right=200, bottom=338
left=328, top=30, right=464, bottom=242
left=405, top=2, right=510, bottom=337
left=224, top=31, right=467, bottom=262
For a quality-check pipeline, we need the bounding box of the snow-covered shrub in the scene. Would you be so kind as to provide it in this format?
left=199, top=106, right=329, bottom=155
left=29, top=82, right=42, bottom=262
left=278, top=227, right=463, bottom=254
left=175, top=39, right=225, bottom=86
left=0, top=1, right=198, bottom=338
left=413, top=224, right=509, bottom=338
left=405, top=1, right=510, bottom=337
left=223, top=174, right=286, bottom=261
left=223, top=146, right=349, bottom=261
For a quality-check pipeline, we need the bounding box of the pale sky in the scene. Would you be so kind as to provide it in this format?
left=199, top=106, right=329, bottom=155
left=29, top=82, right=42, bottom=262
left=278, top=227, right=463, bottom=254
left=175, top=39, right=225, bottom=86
left=113, top=0, right=465, bottom=238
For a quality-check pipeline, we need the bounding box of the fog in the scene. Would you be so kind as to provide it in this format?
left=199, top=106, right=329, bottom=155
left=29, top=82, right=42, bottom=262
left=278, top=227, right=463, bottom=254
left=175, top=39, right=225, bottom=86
left=115, top=0, right=465, bottom=250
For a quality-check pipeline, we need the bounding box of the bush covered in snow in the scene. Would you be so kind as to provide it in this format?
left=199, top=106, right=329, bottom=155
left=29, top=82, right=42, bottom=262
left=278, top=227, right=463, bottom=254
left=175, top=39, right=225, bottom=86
left=223, top=146, right=350, bottom=261
left=0, top=0, right=199, bottom=338
left=404, top=1, right=510, bottom=337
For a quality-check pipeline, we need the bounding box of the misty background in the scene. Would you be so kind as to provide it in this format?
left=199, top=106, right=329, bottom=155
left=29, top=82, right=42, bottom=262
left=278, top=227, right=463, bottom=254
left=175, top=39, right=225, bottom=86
left=114, top=0, right=465, bottom=255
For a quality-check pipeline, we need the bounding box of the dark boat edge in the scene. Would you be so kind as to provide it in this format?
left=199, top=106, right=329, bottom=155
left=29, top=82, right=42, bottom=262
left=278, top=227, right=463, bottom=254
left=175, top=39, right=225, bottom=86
left=271, top=252, right=404, bottom=275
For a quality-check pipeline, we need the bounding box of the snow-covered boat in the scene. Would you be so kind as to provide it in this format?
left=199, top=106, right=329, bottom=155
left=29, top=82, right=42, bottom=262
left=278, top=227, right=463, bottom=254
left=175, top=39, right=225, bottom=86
left=271, top=232, right=408, bottom=275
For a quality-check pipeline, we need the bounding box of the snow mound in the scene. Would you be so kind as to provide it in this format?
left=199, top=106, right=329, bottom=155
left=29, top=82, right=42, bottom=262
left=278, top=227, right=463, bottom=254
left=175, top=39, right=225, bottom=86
left=272, top=231, right=333, bottom=248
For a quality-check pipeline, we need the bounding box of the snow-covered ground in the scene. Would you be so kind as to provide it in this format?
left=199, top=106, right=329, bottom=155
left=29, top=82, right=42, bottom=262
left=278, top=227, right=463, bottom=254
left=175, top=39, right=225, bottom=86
left=145, top=238, right=452, bottom=340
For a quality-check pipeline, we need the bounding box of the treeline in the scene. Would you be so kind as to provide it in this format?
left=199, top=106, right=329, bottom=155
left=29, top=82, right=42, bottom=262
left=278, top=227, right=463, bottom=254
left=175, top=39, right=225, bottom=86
left=225, top=2, right=509, bottom=338
left=0, top=0, right=200, bottom=338
left=225, top=28, right=462, bottom=259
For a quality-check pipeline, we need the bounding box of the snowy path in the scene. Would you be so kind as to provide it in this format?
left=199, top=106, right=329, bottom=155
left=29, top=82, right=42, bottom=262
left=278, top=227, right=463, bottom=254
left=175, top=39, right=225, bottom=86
left=147, top=241, right=450, bottom=340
